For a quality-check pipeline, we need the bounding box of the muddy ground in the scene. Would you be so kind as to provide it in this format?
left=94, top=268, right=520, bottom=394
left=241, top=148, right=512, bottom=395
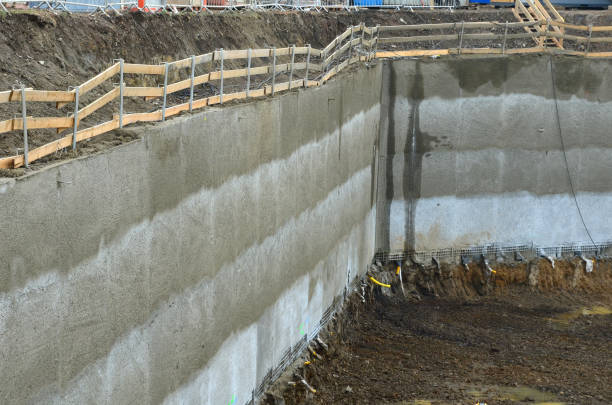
left=265, top=258, right=612, bottom=404
left=2, top=9, right=612, bottom=174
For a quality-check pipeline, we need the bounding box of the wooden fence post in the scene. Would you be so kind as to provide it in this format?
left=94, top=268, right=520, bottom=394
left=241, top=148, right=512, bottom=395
left=246, top=48, right=252, bottom=98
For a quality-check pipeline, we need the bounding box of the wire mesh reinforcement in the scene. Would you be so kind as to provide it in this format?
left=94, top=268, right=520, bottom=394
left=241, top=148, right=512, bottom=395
left=375, top=240, right=612, bottom=264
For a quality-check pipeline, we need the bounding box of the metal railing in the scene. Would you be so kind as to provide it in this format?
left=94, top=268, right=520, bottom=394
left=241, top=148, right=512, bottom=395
left=0, top=0, right=458, bottom=13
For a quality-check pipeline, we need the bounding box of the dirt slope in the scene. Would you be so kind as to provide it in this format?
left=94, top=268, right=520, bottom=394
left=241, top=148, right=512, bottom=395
left=1, top=9, right=611, bottom=174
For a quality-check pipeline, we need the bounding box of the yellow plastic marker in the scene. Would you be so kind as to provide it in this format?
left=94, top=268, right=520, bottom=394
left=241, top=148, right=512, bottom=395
left=396, top=265, right=401, bottom=275
left=490, top=269, right=497, bottom=274
left=304, top=361, right=311, bottom=366
left=369, top=276, right=391, bottom=288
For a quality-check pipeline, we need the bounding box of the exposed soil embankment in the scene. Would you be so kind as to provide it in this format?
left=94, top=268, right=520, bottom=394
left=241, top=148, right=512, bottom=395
left=2, top=9, right=611, bottom=174
left=265, top=258, right=612, bottom=404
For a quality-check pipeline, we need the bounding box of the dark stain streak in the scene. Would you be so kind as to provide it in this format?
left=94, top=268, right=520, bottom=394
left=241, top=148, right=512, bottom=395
left=403, top=61, right=425, bottom=252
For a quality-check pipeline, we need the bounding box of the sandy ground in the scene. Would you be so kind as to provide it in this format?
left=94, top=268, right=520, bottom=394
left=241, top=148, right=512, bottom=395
left=265, top=258, right=612, bottom=404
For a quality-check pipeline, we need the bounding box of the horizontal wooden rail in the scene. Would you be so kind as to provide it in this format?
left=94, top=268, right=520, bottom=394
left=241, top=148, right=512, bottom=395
left=0, top=89, right=75, bottom=103
left=378, top=21, right=541, bottom=32
left=550, top=21, right=612, bottom=32
left=1, top=20, right=612, bottom=170
left=379, top=32, right=539, bottom=44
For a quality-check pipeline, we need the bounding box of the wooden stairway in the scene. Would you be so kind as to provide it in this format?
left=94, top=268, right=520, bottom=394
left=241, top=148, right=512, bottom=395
left=513, top=0, right=565, bottom=49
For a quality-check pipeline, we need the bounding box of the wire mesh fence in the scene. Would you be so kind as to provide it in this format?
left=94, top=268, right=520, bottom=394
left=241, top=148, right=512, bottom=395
left=0, top=0, right=458, bottom=13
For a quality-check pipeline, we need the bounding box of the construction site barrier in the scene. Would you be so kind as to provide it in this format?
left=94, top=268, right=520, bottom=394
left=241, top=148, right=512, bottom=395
left=1, top=13, right=612, bottom=169
left=0, top=0, right=458, bottom=13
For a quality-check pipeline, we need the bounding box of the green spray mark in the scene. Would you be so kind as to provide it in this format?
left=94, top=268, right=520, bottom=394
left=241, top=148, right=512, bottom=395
left=299, top=316, right=309, bottom=336
left=228, top=394, right=236, bottom=405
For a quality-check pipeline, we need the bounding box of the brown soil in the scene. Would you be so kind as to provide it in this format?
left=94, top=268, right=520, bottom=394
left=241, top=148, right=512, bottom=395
left=265, top=258, right=612, bottom=405
left=2, top=9, right=612, bottom=174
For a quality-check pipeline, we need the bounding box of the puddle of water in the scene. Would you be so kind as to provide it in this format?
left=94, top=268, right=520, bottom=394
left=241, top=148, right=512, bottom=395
left=468, top=385, right=563, bottom=404
left=552, top=306, right=612, bottom=325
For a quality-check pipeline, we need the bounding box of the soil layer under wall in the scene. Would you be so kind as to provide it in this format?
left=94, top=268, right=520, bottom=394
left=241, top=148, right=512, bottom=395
left=266, top=258, right=612, bottom=405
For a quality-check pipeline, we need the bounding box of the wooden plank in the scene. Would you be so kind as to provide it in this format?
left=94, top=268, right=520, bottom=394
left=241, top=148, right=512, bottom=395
left=542, top=0, right=564, bottom=22
left=79, top=87, right=120, bottom=121
left=309, top=48, right=322, bottom=58
left=321, top=28, right=349, bottom=57
left=193, top=73, right=211, bottom=86
left=164, top=101, right=191, bottom=118
left=0, top=118, right=14, bottom=133
left=76, top=119, right=120, bottom=143
left=123, top=63, right=165, bottom=75
left=11, top=118, right=118, bottom=168
left=124, top=87, right=164, bottom=97
left=586, top=51, right=612, bottom=57
left=12, top=116, right=73, bottom=130
left=248, top=66, right=272, bottom=76
left=274, top=48, right=292, bottom=57
left=79, top=63, right=120, bottom=96
left=551, top=21, right=612, bottom=32
left=375, top=49, right=451, bottom=58
left=379, top=32, right=539, bottom=44
left=122, top=111, right=162, bottom=125
left=166, top=79, right=192, bottom=95
left=209, top=68, right=248, bottom=81
left=378, top=21, right=540, bottom=32
left=247, top=88, right=265, bottom=98
left=195, top=53, right=213, bottom=65
left=220, top=49, right=249, bottom=60
left=274, top=81, right=291, bottom=93
left=191, top=97, right=209, bottom=110
left=250, top=49, right=274, bottom=58
left=168, top=57, right=193, bottom=71
left=0, top=90, right=11, bottom=103
left=5, top=90, right=75, bottom=103
left=0, top=155, right=16, bottom=169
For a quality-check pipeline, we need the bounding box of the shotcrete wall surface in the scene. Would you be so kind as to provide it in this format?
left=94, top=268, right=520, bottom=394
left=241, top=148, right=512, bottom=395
left=377, top=55, right=612, bottom=253
left=2, top=54, right=612, bottom=405
left=0, top=65, right=382, bottom=404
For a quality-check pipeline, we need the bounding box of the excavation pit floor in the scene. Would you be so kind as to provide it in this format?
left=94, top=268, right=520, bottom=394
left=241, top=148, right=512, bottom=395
left=269, top=263, right=612, bottom=405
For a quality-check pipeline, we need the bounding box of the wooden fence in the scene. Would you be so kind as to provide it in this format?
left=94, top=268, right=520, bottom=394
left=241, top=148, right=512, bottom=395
left=1, top=19, right=612, bottom=169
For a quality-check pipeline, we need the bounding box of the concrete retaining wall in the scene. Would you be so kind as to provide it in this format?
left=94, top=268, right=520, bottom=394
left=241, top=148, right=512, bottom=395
left=2, top=54, right=612, bottom=404
left=377, top=55, right=612, bottom=253
left=0, top=65, right=381, bottom=404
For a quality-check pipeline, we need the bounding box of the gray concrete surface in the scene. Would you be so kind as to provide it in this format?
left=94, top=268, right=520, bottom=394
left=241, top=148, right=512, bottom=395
left=377, top=55, right=612, bottom=253
left=2, top=54, right=612, bottom=404
left=0, top=65, right=381, bottom=404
